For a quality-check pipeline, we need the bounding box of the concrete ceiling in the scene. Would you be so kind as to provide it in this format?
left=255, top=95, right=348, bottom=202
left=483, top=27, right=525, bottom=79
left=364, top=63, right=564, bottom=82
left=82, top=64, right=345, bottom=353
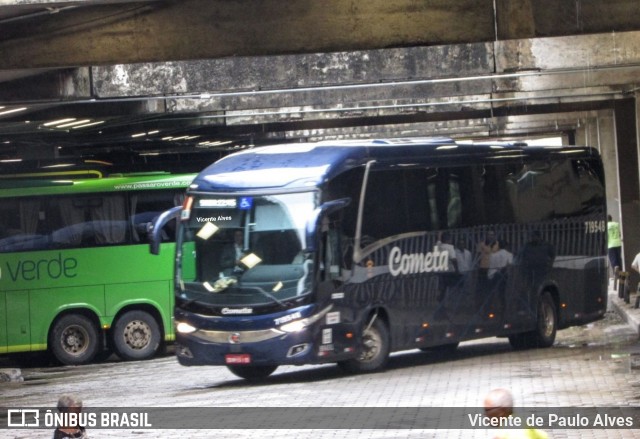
left=1, top=0, right=640, bottom=169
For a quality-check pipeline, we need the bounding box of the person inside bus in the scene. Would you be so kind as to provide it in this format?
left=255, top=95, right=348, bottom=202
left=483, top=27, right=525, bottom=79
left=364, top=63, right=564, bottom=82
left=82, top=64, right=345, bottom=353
left=477, top=230, right=499, bottom=275
left=454, top=238, right=473, bottom=274
left=487, top=240, right=513, bottom=315
left=436, top=231, right=459, bottom=302
left=475, top=230, right=499, bottom=306
left=220, top=229, right=246, bottom=276
left=487, top=240, right=513, bottom=282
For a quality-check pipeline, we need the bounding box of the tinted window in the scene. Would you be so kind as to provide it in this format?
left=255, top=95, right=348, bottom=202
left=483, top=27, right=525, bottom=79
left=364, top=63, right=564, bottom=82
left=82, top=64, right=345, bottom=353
left=0, top=189, right=184, bottom=252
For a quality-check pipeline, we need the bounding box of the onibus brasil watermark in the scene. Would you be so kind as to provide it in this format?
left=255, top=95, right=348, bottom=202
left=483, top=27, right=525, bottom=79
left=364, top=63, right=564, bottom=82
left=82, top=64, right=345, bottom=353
left=3, top=407, right=639, bottom=430
left=6, top=409, right=151, bottom=428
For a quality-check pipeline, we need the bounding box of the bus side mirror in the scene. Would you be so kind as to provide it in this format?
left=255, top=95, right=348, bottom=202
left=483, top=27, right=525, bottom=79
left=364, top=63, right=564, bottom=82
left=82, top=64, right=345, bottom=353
left=149, top=206, right=182, bottom=255
left=305, top=198, right=350, bottom=252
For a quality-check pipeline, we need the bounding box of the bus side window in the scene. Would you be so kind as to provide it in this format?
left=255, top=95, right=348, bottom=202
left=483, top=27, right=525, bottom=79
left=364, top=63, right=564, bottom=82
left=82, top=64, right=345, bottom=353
left=0, top=198, right=50, bottom=252
left=573, top=159, right=605, bottom=214
left=130, top=190, right=183, bottom=243
left=90, top=195, right=127, bottom=245
left=362, top=168, right=431, bottom=238
left=481, top=164, right=517, bottom=225
left=426, top=168, right=464, bottom=230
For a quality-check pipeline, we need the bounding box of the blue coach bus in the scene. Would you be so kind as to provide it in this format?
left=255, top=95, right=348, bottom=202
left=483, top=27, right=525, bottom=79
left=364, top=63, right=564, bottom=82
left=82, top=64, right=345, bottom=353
left=150, top=138, right=607, bottom=380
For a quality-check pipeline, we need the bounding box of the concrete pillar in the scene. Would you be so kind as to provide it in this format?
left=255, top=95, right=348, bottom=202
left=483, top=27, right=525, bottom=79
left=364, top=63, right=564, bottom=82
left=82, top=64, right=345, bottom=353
left=575, top=111, right=618, bottom=218
left=574, top=113, right=603, bottom=153
left=614, top=99, right=640, bottom=286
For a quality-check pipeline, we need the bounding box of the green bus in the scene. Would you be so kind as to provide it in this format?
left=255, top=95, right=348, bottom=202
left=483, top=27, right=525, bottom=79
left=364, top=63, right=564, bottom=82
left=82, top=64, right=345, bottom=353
left=0, top=172, right=195, bottom=365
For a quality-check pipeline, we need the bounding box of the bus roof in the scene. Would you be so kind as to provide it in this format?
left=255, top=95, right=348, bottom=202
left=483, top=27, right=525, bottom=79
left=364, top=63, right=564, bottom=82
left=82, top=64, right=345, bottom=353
left=0, top=173, right=196, bottom=198
left=190, top=138, right=600, bottom=192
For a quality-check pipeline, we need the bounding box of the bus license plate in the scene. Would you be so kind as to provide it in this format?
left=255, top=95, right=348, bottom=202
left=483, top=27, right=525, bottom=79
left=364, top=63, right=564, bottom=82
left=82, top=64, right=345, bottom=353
left=225, top=354, right=251, bottom=364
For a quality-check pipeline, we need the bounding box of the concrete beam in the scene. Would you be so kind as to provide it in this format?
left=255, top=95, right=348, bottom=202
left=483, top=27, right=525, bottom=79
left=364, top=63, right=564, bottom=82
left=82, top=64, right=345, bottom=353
left=3, top=0, right=640, bottom=70
left=496, top=31, right=640, bottom=72
left=91, top=43, right=495, bottom=98
left=251, top=111, right=603, bottom=148
left=0, top=0, right=495, bottom=70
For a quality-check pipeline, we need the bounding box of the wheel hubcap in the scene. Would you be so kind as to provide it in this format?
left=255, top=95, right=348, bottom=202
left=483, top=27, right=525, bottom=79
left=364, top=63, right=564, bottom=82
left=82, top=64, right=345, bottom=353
left=359, top=327, right=382, bottom=363
left=62, top=326, right=88, bottom=355
left=123, top=320, right=151, bottom=349
left=541, top=301, right=555, bottom=338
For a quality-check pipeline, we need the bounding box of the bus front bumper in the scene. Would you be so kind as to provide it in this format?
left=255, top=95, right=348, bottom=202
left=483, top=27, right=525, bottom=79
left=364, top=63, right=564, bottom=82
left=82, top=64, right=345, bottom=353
left=175, top=329, right=323, bottom=367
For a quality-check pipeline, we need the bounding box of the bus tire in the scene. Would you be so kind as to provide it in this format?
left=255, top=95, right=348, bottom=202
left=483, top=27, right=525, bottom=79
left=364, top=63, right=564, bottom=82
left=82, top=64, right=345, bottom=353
left=112, top=310, right=161, bottom=361
left=508, top=291, right=557, bottom=350
left=50, top=314, right=100, bottom=365
left=338, top=317, right=390, bottom=374
left=226, top=365, right=278, bottom=381
left=532, top=291, right=557, bottom=347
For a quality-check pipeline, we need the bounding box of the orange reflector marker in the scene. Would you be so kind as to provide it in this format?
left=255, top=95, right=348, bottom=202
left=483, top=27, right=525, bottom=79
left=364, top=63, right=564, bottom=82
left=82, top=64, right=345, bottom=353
left=422, top=322, right=429, bottom=328
left=346, top=332, right=353, bottom=339
left=181, top=196, right=194, bottom=221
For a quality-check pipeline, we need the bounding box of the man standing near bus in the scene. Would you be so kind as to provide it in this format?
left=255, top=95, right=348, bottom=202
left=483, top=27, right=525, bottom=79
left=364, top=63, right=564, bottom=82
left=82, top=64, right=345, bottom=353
left=607, top=215, right=623, bottom=277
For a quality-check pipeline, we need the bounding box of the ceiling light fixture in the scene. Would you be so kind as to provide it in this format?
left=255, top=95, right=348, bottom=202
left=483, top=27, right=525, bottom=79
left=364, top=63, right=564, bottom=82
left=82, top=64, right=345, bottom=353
left=43, top=118, right=76, bottom=127
left=0, top=107, right=27, bottom=116
left=72, top=121, right=105, bottom=129
left=56, top=119, right=91, bottom=128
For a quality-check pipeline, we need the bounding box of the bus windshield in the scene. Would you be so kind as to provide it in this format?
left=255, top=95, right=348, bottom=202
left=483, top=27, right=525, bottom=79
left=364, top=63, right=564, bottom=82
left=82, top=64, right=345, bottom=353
left=177, top=191, right=317, bottom=308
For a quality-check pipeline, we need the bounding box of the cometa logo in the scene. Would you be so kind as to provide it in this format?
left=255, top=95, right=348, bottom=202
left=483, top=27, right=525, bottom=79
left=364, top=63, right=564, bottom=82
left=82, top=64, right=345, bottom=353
left=221, top=307, right=253, bottom=315
left=388, top=246, right=449, bottom=276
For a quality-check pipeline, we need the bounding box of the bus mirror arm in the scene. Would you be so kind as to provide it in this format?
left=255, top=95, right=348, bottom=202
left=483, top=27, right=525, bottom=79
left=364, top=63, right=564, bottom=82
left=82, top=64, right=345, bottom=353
left=148, top=205, right=182, bottom=255
left=305, top=198, right=350, bottom=252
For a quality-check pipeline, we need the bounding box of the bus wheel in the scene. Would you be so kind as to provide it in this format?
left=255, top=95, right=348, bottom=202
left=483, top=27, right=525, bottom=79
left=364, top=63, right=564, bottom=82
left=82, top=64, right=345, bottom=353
left=112, top=310, right=161, bottom=361
left=338, top=317, right=390, bottom=373
left=533, top=291, right=557, bottom=347
left=508, top=291, right=557, bottom=350
left=50, top=314, right=100, bottom=365
left=226, top=365, right=278, bottom=381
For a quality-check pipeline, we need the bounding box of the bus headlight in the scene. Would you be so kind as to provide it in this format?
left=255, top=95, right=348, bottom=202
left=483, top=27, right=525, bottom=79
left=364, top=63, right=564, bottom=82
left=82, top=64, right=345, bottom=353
left=176, top=322, right=197, bottom=334
left=279, top=305, right=333, bottom=333
left=280, top=320, right=307, bottom=333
